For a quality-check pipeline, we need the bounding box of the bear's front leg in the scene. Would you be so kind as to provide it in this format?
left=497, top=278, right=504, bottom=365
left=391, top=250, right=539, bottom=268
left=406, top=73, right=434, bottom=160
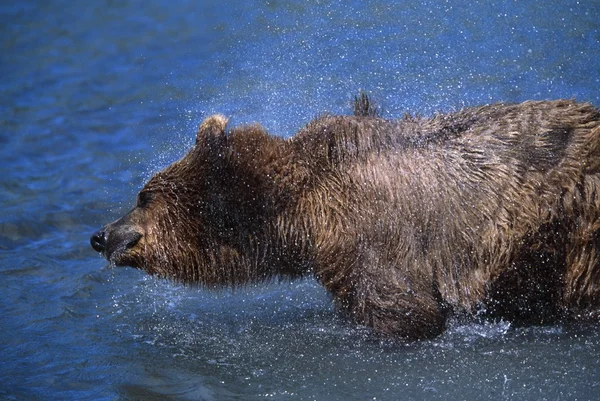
left=351, top=283, right=446, bottom=341
left=321, top=261, right=447, bottom=340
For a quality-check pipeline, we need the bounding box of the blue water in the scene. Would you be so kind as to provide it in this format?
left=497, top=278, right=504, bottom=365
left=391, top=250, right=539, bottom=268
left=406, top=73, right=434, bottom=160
left=2, top=1, right=599, bottom=400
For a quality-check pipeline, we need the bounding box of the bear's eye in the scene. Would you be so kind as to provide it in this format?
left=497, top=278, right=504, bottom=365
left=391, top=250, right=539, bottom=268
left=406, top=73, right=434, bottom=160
left=137, top=191, right=154, bottom=208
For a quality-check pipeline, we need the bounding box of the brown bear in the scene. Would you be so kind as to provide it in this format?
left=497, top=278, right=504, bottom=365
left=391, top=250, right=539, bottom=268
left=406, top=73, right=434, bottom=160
left=91, top=97, right=600, bottom=341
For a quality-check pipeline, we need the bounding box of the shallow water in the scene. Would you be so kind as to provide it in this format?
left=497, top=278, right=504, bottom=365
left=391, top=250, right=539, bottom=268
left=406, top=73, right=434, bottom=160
left=1, top=1, right=600, bottom=400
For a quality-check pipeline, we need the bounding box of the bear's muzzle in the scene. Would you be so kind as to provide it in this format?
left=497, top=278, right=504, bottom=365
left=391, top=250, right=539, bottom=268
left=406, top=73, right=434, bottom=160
left=90, top=226, right=142, bottom=265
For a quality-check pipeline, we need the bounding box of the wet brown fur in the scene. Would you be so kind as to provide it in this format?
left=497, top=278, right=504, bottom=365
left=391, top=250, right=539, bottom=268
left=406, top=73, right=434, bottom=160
left=95, top=99, right=600, bottom=340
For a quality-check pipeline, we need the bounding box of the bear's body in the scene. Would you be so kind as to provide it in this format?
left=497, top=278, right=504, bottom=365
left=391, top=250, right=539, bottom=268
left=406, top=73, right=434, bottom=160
left=92, top=99, right=600, bottom=340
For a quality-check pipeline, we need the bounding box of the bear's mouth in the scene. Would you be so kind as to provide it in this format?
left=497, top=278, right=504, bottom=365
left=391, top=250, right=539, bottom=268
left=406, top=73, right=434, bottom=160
left=91, top=228, right=142, bottom=267
left=107, top=231, right=142, bottom=265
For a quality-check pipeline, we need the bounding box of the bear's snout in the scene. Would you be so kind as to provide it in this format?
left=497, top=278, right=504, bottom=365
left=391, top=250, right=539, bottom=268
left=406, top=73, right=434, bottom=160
left=90, top=225, right=142, bottom=265
left=90, top=230, right=107, bottom=253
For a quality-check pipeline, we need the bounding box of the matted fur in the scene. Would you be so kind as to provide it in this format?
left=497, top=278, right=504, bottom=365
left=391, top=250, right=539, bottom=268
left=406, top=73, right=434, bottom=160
left=92, top=98, right=600, bottom=340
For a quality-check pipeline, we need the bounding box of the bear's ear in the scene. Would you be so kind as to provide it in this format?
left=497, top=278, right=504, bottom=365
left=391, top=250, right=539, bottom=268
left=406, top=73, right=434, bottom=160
left=196, top=114, right=228, bottom=146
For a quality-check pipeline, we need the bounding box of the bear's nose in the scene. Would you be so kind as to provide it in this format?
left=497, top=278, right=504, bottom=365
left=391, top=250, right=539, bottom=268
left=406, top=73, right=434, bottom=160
left=90, top=230, right=107, bottom=253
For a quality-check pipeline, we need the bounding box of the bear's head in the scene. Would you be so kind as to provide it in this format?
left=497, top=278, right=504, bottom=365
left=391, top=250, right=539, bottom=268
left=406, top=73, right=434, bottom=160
left=90, top=115, right=289, bottom=284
